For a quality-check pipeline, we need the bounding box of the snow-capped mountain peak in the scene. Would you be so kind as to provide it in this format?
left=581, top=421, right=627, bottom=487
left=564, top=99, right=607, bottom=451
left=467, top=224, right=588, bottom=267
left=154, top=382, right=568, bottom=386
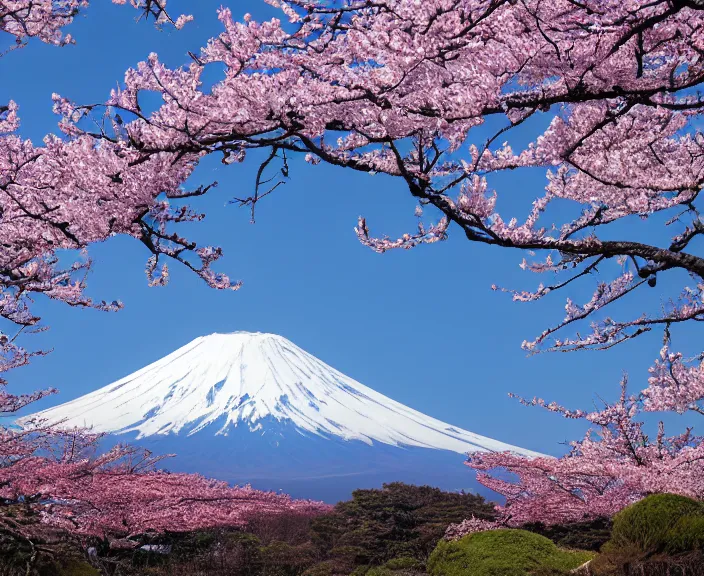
left=25, top=332, right=541, bottom=457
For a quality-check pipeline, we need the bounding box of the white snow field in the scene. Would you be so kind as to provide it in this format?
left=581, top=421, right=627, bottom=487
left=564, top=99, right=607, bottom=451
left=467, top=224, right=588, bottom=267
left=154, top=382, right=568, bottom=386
left=24, top=332, right=541, bottom=457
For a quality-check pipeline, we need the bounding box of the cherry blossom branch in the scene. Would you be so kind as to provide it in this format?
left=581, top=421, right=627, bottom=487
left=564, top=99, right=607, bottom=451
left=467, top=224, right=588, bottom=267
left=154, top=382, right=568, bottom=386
left=0, top=1, right=190, bottom=49
left=455, top=376, right=704, bottom=532
left=26, top=0, right=700, bottom=380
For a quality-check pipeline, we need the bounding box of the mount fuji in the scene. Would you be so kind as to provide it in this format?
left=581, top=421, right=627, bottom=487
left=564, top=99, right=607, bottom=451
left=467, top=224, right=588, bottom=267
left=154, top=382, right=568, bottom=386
left=23, top=332, right=542, bottom=502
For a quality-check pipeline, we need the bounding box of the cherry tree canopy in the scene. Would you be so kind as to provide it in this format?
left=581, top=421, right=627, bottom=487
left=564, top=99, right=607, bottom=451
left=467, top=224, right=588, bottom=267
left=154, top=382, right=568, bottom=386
left=4, top=0, right=704, bottom=536
left=42, top=0, right=703, bottom=414
left=0, top=416, right=329, bottom=545
left=0, top=1, right=329, bottom=555
left=0, top=1, right=191, bottom=49
left=455, top=378, right=704, bottom=532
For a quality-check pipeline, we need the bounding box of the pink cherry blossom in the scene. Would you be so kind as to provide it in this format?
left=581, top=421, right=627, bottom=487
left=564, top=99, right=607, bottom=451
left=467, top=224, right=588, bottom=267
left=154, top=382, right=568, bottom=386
left=5, top=0, right=704, bottom=544
left=46, top=0, right=703, bottom=376
left=0, top=1, right=189, bottom=49
left=456, top=377, right=704, bottom=533
left=0, top=3, right=327, bottom=552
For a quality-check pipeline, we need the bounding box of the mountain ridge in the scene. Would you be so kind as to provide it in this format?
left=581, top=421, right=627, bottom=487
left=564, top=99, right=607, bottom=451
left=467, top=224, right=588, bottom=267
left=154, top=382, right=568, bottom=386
left=22, top=331, right=540, bottom=459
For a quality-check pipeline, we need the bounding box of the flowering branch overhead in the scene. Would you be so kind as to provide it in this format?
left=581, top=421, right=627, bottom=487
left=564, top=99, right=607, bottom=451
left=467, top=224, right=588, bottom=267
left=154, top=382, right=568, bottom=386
left=5, top=0, right=704, bottom=545
left=45, top=0, right=703, bottom=380
left=0, top=1, right=191, bottom=49
left=0, top=1, right=312, bottom=555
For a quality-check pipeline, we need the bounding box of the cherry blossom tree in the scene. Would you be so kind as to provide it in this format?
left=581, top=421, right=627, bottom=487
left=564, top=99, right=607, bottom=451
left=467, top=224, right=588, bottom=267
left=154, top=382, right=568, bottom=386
left=0, top=0, right=191, bottom=50
left=2, top=432, right=328, bottom=540
left=446, top=377, right=704, bottom=536
left=46, top=0, right=704, bottom=415
left=0, top=416, right=329, bottom=559
left=0, top=3, right=329, bottom=564
left=6, top=0, right=704, bottom=538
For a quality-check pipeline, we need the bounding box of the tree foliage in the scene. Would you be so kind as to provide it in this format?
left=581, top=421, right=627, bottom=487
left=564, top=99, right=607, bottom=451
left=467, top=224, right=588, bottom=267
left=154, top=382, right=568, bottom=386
left=47, top=0, right=704, bottom=396
left=310, top=482, right=495, bottom=566
left=455, top=379, right=704, bottom=530
left=5, top=0, right=704, bottom=547
left=0, top=1, right=329, bottom=558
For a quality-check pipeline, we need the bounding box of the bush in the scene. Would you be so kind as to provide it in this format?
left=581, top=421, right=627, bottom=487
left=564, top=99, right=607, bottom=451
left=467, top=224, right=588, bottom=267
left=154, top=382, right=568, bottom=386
left=427, top=529, right=593, bottom=576
left=663, top=515, right=704, bottom=554
left=593, top=494, right=704, bottom=576
left=610, top=494, right=704, bottom=554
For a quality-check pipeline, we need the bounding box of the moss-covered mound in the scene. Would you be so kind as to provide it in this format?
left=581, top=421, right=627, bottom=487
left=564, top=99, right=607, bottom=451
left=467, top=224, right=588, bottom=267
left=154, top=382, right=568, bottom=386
left=610, top=493, right=704, bottom=554
left=592, top=494, right=704, bottom=576
left=427, top=529, right=593, bottom=576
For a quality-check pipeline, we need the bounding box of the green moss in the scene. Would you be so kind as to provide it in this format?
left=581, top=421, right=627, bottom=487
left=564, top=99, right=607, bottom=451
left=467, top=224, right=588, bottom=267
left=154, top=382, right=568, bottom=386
left=427, top=529, right=594, bottom=576
left=611, top=493, right=704, bottom=553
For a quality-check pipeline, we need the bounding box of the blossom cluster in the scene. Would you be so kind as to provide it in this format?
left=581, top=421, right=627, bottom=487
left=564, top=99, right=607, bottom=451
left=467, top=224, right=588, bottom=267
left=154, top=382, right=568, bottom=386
left=45, top=0, right=704, bottom=387
left=454, top=378, right=704, bottom=535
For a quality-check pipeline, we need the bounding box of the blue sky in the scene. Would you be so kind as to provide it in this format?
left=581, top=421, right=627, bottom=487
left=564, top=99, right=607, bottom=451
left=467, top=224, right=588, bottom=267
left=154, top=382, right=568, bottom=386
left=1, top=0, right=701, bottom=457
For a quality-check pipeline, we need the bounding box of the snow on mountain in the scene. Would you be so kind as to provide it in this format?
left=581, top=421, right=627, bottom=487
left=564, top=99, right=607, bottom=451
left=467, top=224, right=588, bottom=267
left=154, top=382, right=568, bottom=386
left=24, top=332, right=541, bottom=458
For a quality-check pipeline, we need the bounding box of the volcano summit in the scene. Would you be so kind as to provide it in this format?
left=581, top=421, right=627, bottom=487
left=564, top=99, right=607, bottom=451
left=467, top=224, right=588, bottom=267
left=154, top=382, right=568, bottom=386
left=25, top=332, right=541, bottom=500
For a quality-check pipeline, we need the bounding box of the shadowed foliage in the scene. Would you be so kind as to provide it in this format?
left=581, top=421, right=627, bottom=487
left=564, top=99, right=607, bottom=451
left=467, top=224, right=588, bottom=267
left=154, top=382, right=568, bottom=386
left=521, top=518, right=613, bottom=552
left=309, top=482, right=496, bottom=566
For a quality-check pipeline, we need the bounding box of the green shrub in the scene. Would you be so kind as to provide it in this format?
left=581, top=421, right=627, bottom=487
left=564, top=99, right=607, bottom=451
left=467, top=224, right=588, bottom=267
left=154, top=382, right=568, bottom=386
left=610, top=494, right=704, bottom=554
left=593, top=494, right=704, bottom=576
left=663, top=514, right=704, bottom=553
left=427, top=529, right=594, bottom=576
left=384, top=556, right=424, bottom=570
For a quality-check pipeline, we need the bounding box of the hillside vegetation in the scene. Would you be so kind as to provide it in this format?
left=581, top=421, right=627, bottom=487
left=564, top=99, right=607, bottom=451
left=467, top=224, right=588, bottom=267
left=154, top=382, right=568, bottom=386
left=3, top=486, right=704, bottom=576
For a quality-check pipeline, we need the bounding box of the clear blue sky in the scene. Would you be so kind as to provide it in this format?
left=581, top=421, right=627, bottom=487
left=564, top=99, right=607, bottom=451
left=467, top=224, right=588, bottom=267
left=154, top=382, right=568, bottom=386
left=1, top=0, right=701, bottom=456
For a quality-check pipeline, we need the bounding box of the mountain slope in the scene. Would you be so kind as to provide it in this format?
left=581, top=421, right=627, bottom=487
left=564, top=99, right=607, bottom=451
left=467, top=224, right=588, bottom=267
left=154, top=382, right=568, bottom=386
left=24, top=332, right=540, bottom=459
